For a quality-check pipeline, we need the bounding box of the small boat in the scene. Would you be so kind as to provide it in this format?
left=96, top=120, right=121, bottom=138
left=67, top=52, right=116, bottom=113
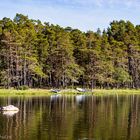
left=76, top=88, right=86, bottom=92
left=0, top=105, right=19, bottom=111
left=50, top=89, right=61, bottom=93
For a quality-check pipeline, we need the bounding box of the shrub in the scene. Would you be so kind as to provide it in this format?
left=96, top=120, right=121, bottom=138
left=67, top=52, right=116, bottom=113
left=18, top=85, right=29, bottom=90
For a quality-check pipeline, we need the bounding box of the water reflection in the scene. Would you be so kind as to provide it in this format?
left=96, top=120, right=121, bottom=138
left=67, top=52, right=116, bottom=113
left=50, top=94, right=62, bottom=101
left=0, top=95, right=139, bottom=140
left=2, top=110, right=19, bottom=117
left=75, top=95, right=85, bottom=104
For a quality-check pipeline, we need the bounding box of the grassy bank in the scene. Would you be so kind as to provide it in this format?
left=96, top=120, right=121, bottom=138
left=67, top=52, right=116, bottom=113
left=0, top=89, right=140, bottom=96
left=0, top=89, right=51, bottom=96
left=93, top=89, right=140, bottom=96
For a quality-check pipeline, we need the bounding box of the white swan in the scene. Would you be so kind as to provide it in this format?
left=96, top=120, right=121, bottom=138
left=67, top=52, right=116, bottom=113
left=1, top=105, right=19, bottom=111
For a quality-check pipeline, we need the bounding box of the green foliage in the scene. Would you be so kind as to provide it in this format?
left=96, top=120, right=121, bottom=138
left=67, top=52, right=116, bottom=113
left=114, top=68, right=132, bottom=83
left=18, top=85, right=29, bottom=90
left=0, top=14, right=140, bottom=89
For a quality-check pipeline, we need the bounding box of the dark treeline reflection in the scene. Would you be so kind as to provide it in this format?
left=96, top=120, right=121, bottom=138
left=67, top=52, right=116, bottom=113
left=0, top=95, right=140, bottom=140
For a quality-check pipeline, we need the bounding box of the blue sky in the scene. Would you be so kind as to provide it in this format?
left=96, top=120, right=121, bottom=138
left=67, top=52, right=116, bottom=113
left=0, top=0, right=140, bottom=31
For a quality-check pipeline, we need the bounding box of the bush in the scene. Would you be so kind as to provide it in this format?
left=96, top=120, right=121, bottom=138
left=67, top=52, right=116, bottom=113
left=18, top=85, right=29, bottom=90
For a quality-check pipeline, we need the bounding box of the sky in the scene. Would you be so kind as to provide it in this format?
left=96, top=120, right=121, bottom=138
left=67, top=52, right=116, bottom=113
left=0, top=0, right=140, bottom=31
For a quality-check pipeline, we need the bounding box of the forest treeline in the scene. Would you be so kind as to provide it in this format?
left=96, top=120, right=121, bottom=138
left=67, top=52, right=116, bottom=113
left=0, top=13, right=140, bottom=89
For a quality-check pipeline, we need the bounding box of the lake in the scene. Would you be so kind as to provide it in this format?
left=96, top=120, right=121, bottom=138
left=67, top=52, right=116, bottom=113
left=0, top=95, right=140, bottom=140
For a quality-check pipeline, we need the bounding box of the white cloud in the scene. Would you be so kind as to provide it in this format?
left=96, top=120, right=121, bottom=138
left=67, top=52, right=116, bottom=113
left=0, top=0, right=140, bottom=31
left=52, top=0, right=140, bottom=8
left=3, top=0, right=140, bottom=8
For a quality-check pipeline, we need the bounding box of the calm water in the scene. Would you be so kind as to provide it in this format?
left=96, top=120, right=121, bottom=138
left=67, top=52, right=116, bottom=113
left=0, top=95, right=140, bottom=140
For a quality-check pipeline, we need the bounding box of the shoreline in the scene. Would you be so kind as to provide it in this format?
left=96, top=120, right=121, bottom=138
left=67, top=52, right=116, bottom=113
left=0, top=89, right=140, bottom=97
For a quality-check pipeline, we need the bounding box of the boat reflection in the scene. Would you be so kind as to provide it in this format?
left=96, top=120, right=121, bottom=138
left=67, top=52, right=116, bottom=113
left=50, top=94, right=62, bottom=101
left=75, top=95, right=85, bottom=103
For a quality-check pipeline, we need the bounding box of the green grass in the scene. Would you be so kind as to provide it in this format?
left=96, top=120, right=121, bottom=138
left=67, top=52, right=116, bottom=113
left=93, top=89, right=140, bottom=96
left=0, top=89, right=89, bottom=96
left=0, top=89, right=52, bottom=96
left=0, top=88, right=140, bottom=97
